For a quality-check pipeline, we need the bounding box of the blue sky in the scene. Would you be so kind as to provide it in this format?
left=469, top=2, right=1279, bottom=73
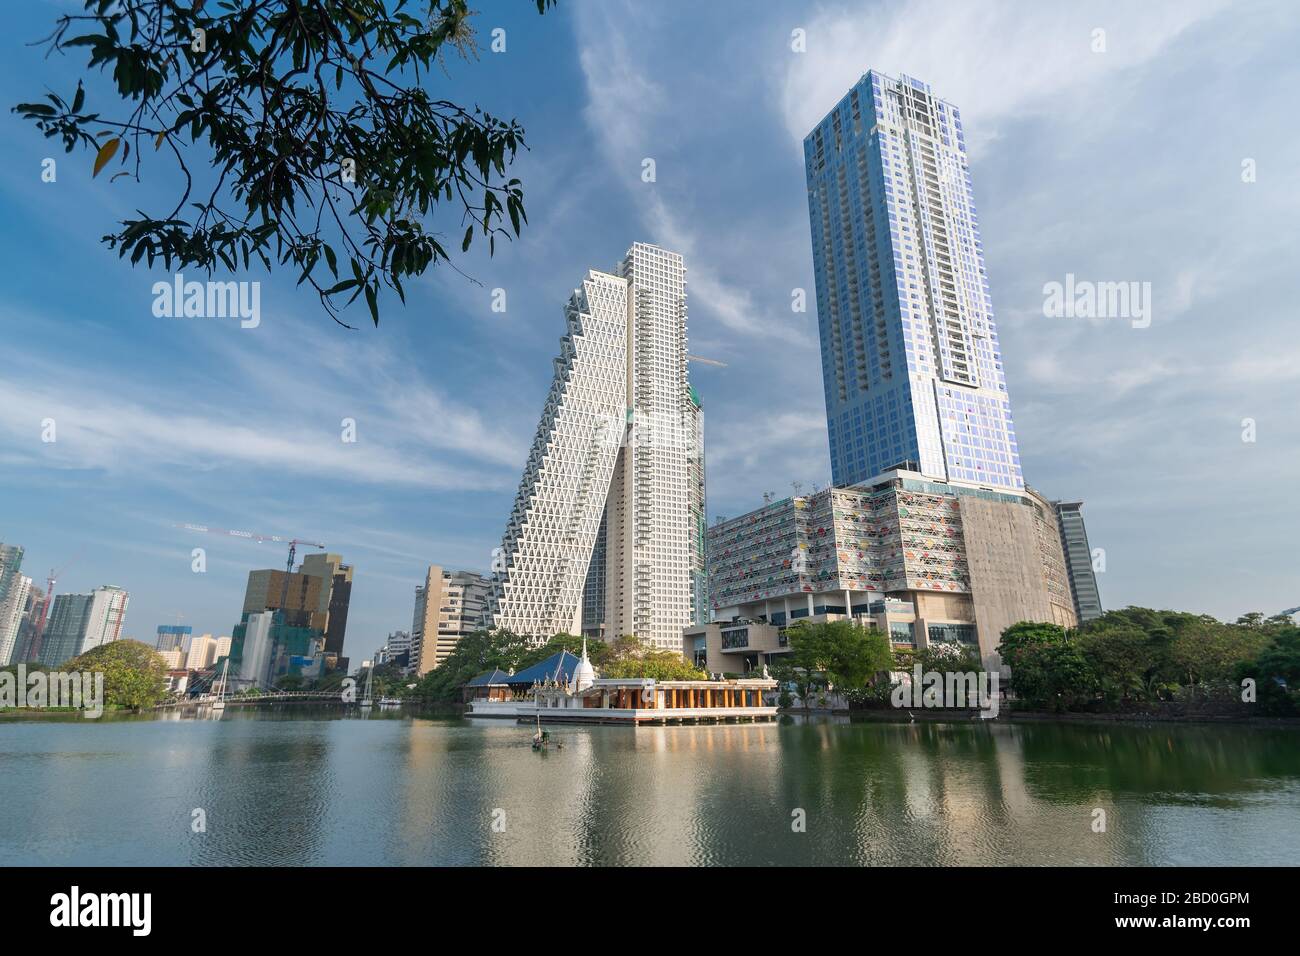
left=2, top=0, right=1298, bottom=657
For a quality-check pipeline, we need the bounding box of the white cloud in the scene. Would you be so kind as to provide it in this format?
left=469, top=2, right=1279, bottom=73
left=0, top=317, right=522, bottom=492
left=575, top=2, right=814, bottom=347
left=778, top=0, right=1230, bottom=153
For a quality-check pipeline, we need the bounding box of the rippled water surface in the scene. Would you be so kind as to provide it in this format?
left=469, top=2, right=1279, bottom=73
left=1, top=711, right=1297, bottom=865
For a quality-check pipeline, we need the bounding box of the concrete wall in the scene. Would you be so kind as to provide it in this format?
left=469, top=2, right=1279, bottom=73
left=959, top=497, right=1076, bottom=665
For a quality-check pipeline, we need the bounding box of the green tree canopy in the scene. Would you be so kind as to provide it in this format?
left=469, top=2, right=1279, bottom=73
left=1076, top=625, right=1156, bottom=703
left=66, top=639, right=169, bottom=710
left=1237, top=626, right=1300, bottom=715
left=409, top=627, right=531, bottom=703
left=600, top=636, right=706, bottom=681
left=999, top=608, right=1285, bottom=712
left=997, top=621, right=1095, bottom=711
left=771, top=619, right=891, bottom=707
left=15, top=0, right=555, bottom=327
left=1168, top=621, right=1268, bottom=688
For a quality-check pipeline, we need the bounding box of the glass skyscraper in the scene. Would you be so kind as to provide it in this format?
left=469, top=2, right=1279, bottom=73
left=804, top=71, right=1024, bottom=492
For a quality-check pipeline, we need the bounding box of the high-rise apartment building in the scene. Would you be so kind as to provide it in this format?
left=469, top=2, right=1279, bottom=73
left=155, top=624, right=192, bottom=652
left=488, top=243, right=703, bottom=650
left=40, top=593, right=92, bottom=666
left=1053, top=501, right=1103, bottom=622
left=0, top=543, right=23, bottom=589
left=805, top=71, right=1023, bottom=492
left=0, top=543, right=25, bottom=631
left=9, top=582, right=45, bottom=664
left=487, top=268, right=629, bottom=640
left=232, top=558, right=345, bottom=684
left=184, top=633, right=229, bottom=670
left=0, top=574, right=32, bottom=666
left=375, top=629, right=412, bottom=669
left=38, top=585, right=129, bottom=667
left=411, top=566, right=489, bottom=674
left=679, top=71, right=1097, bottom=667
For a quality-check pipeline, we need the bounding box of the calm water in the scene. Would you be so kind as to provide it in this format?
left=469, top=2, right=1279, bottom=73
left=1, top=711, right=1297, bottom=866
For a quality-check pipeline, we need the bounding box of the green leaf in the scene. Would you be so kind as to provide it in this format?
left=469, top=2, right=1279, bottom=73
left=365, top=283, right=379, bottom=326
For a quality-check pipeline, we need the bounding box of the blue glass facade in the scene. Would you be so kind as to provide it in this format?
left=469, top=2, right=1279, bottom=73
left=804, top=71, right=1023, bottom=492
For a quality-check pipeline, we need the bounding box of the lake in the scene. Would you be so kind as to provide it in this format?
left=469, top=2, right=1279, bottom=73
left=1, top=710, right=1296, bottom=865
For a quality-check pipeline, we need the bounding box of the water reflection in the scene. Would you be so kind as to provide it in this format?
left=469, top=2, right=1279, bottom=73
left=0, top=711, right=1296, bottom=865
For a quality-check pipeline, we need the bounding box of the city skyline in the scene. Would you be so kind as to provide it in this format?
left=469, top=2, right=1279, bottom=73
left=1, top=0, right=1297, bottom=645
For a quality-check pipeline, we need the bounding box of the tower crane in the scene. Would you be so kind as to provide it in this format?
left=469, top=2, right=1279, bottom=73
left=687, top=355, right=727, bottom=368
left=177, top=524, right=325, bottom=611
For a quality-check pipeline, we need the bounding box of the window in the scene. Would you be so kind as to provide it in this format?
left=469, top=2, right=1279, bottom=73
left=928, top=623, right=977, bottom=645
left=721, top=628, right=749, bottom=649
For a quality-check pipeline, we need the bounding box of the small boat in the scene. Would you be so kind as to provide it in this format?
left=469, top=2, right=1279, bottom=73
left=530, top=711, right=557, bottom=751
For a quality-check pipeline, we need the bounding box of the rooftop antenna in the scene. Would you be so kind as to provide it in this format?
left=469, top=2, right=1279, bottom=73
left=791, top=481, right=803, bottom=497
left=762, top=491, right=774, bottom=504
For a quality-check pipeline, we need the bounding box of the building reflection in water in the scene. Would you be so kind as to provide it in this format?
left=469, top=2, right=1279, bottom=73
left=3, top=709, right=1297, bottom=865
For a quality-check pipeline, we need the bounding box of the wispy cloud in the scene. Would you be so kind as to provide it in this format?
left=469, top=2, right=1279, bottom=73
left=778, top=0, right=1230, bottom=153
left=0, top=312, right=521, bottom=491
left=575, top=2, right=815, bottom=347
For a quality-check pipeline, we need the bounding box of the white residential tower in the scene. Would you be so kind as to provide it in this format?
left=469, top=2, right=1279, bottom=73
left=487, top=243, right=705, bottom=650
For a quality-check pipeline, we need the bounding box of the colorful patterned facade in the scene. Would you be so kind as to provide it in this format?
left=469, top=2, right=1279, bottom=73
left=709, top=483, right=983, bottom=611
left=711, top=474, right=1074, bottom=610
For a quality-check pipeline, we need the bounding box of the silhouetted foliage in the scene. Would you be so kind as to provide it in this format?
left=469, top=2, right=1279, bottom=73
left=15, top=0, right=556, bottom=327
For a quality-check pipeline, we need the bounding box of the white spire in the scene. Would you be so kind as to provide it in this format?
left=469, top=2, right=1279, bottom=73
left=573, top=636, right=596, bottom=693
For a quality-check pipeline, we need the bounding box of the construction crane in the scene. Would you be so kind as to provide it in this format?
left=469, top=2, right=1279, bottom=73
left=177, top=524, right=325, bottom=610
left=687, top=355, right=727, bottom=368
left=277, top=538, right=326, bottom=609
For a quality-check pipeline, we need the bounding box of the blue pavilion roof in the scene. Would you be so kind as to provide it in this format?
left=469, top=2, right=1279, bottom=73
left=507, top=650, right=580, bottom=686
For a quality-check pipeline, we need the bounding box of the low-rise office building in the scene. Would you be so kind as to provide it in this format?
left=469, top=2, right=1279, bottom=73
left=699, top=469, right=1078, bottom=670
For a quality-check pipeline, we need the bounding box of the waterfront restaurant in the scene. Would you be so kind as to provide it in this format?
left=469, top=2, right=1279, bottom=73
left=464, top=640, right=778, bottom=724
left=531, top=676, right=778, bottom=725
